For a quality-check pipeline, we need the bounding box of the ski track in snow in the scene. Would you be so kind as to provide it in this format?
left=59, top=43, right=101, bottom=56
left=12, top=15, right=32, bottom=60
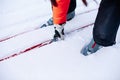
left=0, top=8, right=98, bottom=42
left=0, top=8, right=98, bottom=60
left=0, top=23, right=94, bottom=62
left=0, top=0, right=120, bottom=80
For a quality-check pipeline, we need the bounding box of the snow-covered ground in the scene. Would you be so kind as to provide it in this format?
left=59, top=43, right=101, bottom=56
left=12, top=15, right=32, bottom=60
left=0, top=0, right=120, bottom=80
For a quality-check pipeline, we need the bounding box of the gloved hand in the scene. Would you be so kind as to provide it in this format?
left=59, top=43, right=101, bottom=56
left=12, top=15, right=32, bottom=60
left=53, top=23, right=65, bottom=41
left=82, top=0, right=88, bottom=6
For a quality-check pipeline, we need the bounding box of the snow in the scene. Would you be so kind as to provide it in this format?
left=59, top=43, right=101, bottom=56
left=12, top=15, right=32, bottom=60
left=0, top=0, right=120, bottom=80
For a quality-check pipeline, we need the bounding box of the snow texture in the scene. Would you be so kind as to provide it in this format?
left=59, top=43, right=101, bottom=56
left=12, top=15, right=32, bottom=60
left=0, top=0, right=120, bottom=80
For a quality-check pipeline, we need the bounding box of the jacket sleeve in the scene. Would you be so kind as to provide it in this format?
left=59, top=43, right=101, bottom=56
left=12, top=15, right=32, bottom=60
left=52, top=0, right=70, bottom=24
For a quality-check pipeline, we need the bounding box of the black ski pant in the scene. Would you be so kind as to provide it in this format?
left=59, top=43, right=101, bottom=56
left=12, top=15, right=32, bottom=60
left=93, top=0, right=120, bottom=46
left=51, top=0, right=76, bottom=15
left=67, top=0, right=76, bottom=14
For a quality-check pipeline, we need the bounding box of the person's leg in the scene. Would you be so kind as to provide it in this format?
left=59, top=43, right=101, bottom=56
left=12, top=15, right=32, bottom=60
left=81, top=0, right=120, bottom=55
left=67, top=0, right=76, bottom=14
left=67, top=0, right=76, bottom=21
left=93, top=0, right=120, bottom=46
left=41, top=0, right=76, bottom=28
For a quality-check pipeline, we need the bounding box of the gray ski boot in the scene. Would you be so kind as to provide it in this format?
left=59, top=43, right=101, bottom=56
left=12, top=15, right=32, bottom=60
left=41, top=11, right=75, bottom=28
left=81, top=39, right=102, bottom=56
left=67, top=11, right=75, bottom=21
left=41, top=18, right=53, bottom=28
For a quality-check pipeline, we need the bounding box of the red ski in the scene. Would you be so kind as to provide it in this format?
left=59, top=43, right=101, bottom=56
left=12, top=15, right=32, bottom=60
left=0, top=23, right=94, bottom=62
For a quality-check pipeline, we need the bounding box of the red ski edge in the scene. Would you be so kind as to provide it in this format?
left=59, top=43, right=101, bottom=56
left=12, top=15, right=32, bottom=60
left=0, top=23, right=94, bottom=62
left=0, top=27, right=39, bottom=42
left=0, top=8, right=98, bottom=42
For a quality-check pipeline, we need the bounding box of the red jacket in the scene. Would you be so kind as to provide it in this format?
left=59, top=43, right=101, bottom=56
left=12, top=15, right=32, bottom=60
left=52, top=0, right=70, bottom=24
